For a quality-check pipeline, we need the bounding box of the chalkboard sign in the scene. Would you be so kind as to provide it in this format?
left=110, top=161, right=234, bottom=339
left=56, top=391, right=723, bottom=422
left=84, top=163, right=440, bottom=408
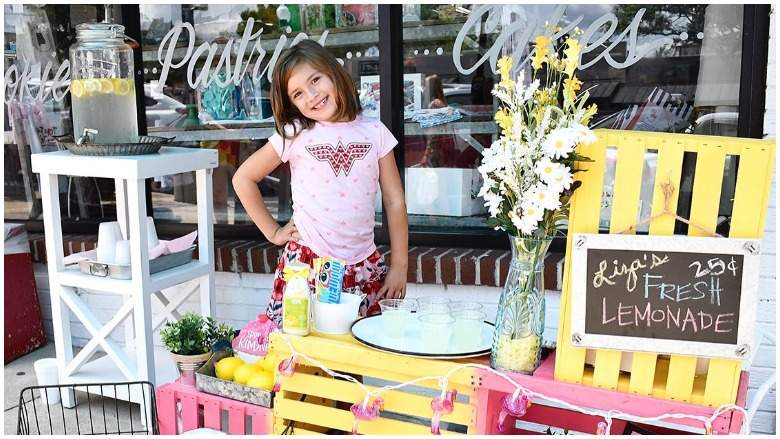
left=570, top=234, right=761, bottom=360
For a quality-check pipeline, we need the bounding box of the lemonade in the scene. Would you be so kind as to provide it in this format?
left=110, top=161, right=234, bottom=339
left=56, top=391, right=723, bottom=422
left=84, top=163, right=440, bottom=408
left=382, top=309, right=410, bottom=338
left=451, top=310, right=485, bottom=352
left=71, top=78, right=138, bottom=144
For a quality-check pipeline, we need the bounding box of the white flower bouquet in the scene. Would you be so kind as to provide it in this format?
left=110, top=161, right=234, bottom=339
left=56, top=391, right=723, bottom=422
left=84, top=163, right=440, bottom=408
left=483, top=32, right=599, bottom=373
left=478, top=32, right=598, bottom=238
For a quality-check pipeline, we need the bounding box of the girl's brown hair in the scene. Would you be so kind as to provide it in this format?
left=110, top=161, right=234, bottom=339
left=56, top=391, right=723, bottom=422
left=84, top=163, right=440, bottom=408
left=270, top=39, right=361, bottom=141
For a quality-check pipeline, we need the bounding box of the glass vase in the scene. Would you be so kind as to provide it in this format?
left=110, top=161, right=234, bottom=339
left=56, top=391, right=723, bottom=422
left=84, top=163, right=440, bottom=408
left=490, top=235, right=552, bottom=374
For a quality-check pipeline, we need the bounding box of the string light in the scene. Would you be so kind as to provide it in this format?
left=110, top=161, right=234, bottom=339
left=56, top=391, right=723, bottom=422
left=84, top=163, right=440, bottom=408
left=273, top=333, right=751, bottom=435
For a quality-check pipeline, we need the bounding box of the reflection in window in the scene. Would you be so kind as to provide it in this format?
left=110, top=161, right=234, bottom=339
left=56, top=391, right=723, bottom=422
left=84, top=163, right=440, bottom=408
left=139, top=4, right=380, bottom=226
left=399, top=4, right=745, bottom=233
left=4, top=4, right=119, bottom=222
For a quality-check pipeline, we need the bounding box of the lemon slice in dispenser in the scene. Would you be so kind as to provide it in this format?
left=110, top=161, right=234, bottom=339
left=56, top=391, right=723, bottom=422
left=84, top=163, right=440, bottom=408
left=70, top=80, right=84, bottom=98
left=113, top=78, right=133, bottom=96
left=98, top=78, right=114, bottom=94
left=83, top=79, right=99, bottom=95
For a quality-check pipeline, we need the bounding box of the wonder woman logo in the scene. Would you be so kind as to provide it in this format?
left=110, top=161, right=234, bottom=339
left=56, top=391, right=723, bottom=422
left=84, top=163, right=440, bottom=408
left=306, top=141, right=371, bottom=176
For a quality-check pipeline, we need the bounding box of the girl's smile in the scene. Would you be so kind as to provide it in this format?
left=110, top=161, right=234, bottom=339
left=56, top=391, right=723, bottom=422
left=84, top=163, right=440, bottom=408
left=288, top=62, right=339, bottom=122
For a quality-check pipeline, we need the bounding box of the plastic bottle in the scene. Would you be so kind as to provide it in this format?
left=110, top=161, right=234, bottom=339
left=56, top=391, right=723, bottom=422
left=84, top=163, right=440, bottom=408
left=282, top=262, right=311, bottom=336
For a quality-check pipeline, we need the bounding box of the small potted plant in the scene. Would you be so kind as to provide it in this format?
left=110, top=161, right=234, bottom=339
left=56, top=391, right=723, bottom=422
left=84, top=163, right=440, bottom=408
left=160, top=312, right=235, bottom=385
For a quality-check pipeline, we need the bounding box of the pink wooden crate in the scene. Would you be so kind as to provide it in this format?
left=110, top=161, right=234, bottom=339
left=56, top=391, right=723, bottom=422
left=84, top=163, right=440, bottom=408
left=156, top=382, right=272, bottom=435
left=474, top=352, right=748, bottom=435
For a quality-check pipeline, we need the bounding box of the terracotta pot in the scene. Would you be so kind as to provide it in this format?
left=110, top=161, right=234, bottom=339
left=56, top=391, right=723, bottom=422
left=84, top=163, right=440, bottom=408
left=169, top=351, right=212, bottom=386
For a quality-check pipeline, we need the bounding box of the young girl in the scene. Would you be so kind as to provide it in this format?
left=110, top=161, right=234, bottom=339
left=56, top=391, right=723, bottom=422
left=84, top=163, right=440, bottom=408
left=233, top=40, right=409, bottom=326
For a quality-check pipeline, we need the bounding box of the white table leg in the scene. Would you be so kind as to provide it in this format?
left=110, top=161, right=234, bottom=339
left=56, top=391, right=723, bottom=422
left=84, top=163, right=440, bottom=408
left=126, top=178, right=155, bottom=385
left=196, top=168, right=215, bottom=318
left=38, top=172, right=76, bottom=408
left=115, top=178, right=136, bottom=349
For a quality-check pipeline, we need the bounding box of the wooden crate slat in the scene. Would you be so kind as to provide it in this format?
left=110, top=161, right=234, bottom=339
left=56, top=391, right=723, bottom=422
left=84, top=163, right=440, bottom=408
left=273, top=419, right=328, bottom=435
left=555, top=135, right=608, bottom=383
left=593, top=135, right=648, bottom=390
left=729, top=142, right=775, bottom=238
left=180, top=393, right=199, bottom=432
left=274, top=397, right=463, bottom=435
left=628, top=137, right=685, bottom=395
left=270, top=334, right=475, bottom=387
left=202, top=398, right=221, bottom=431
left=226, top=402, right=246, bottom=435
left=155, top=385, right=178, bottom=435
left=281, top=371, right=474, bottom=425
left=663, top=139, right=726, bottom=403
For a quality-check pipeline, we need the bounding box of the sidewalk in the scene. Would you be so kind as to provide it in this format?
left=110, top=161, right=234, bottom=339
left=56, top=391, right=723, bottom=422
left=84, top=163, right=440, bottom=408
left=4, top=342, right=149, bottom=435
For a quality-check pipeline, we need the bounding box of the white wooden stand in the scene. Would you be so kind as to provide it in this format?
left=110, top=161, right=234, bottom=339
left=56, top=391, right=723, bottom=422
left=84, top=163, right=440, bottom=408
left=31, top=147, right=218, bottom=414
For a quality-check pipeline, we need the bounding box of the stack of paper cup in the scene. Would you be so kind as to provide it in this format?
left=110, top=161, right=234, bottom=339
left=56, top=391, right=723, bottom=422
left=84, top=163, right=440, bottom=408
left=146, top=217, right=159, bottom=250
left=96, top=222, right=122, bottom=264
left=33, top=358, right=61, bottom=405
left=114, top=240, right=131, bottom=266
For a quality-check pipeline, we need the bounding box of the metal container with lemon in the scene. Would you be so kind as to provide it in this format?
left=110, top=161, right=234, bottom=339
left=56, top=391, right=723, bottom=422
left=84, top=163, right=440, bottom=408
left=196, top=350, right=275, bottom=408
left=69, top=22, right=138, bottom=144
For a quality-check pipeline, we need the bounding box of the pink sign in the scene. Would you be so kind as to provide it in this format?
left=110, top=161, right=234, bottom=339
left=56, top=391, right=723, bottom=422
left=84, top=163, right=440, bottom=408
left=232, top=314, right=279, bottom=357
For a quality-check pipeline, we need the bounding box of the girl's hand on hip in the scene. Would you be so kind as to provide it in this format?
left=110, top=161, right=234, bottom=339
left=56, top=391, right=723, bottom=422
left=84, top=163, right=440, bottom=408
left=378, top=266, right=407, bottom=299
left=270, top=219, right=300, bottom=246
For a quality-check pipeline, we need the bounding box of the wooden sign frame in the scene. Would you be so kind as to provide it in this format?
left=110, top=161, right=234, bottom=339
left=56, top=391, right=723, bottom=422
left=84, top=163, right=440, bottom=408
left=570, top=233, right=760, bottom=360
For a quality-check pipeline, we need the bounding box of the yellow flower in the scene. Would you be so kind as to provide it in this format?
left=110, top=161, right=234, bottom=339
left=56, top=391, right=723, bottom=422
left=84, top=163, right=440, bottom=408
left=563, top=76, right=582, bottom=104
left=532, top=106, right=545, bottom=126
left=581, top=103, right=598, bottom=126
left=495, top=108, right=513, bottom=134
left=497, top=56, right=513, bottom=79
left=535, top=88, right=555, bottom=107
left=563, top=38, right=581, bottom=76
left=532, top=35, right=551, bottom=70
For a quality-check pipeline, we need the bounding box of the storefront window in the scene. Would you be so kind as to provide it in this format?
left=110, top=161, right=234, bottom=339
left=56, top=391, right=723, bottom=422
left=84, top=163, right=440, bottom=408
left=139, top=4, right=380, bottom=228
left=400, top=4, right=745, bottom=234
left=3, top=4, right=766, bottom=246
left=4, top=4, right=120, bottom=222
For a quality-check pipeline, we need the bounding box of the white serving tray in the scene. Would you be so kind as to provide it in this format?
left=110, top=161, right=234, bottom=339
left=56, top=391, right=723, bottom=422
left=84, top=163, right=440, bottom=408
left=350, top=314, right=494, bottom=359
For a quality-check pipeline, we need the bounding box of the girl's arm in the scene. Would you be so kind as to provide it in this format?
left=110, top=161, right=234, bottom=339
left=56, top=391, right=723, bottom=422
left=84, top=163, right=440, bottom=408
left=232, top=141, right=300, bottom=245
left=377, top=152, right=409, bottom=299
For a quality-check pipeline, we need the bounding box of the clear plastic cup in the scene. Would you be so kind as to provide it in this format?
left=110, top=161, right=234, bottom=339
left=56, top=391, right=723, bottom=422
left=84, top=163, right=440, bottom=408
left=451, top=309, right=485, bottom=352
left=379, top=299, right=417, bottom=338
left=419, top=313, right=455, bottom=351
left=448, top=301, right=483, bottom=312
left=417, top=296, right=450, bottom=316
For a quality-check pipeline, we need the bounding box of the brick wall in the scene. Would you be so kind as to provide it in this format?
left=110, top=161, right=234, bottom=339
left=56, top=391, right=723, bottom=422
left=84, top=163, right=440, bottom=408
left=32, top=264, right=564, bottom=353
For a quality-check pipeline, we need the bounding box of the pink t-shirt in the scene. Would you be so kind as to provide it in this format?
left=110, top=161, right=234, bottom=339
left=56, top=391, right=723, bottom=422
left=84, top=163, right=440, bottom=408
left=269, top=117, right=398, bottom=264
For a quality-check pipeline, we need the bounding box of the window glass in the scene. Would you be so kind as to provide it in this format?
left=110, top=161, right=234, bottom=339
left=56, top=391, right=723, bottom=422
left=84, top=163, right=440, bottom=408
left=4, top=4, right=120, bottom=222
left=401, top=4, right=744, bottom=233
left=139, top=4, right=380, bottom=227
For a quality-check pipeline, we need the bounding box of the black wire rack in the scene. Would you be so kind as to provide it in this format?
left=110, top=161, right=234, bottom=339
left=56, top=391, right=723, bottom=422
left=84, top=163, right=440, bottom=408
left=16, top=381, right=158, bottom=435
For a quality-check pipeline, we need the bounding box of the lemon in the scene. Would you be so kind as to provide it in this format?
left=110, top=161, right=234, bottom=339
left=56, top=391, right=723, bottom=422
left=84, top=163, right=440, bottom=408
left=98, top=78, right=114, bottom=94
left=215, top=356, right=244, bottom=381
left=255, top=355, right=277, bottom=372
left=113, top=78, right=133, bottom=96
left=83, top=79, right=99, bottom=94
left=246, top=370, right=275, bottom=391
left=233, top=363, right=262, bottom=385
left=70, top=80, right=84, bottom=98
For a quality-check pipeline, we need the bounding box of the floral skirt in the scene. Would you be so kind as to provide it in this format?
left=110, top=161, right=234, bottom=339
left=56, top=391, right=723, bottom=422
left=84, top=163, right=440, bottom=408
left=266, top=241, right=387, bottom=326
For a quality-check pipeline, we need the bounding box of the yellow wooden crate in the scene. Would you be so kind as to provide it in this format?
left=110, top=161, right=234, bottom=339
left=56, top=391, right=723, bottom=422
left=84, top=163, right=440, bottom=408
left=267, top=332, right=479, bottom=435
left=554, top=130, right=775, bottom=407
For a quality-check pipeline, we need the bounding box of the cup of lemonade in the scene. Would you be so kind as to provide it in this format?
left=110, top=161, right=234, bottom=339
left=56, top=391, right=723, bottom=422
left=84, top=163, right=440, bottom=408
left=379, top=299, right=417, bottom=338
left=451, top=309, right=485, bottom=352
